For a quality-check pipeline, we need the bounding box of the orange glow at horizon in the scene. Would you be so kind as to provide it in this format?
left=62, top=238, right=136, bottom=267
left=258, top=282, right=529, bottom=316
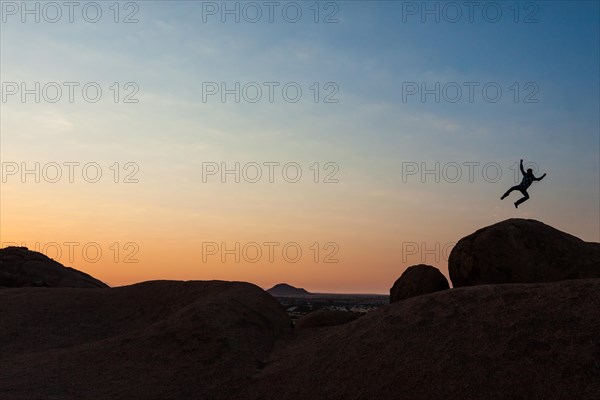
left=2, top=173, right=599, bottom=294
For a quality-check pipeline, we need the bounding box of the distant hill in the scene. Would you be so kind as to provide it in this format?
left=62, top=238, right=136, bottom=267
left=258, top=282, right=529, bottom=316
left=267, top=283, right=310, bottom=296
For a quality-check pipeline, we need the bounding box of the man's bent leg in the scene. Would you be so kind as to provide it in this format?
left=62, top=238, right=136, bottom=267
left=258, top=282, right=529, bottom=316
left=514, top=189, right=530, bottom=208
left=502, top=185, right=520, bottom=200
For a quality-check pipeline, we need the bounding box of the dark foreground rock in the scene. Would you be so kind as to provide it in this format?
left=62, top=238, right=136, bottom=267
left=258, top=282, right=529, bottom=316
left=0, top=280, right=292, bottom=400
left=242, top=279, right=600, bottom=400
left=390, top=264, right=449, bottom=302
left=2, top=277, right=599, bottom=400
left=449, top=219, right=600, bottom=287
left=0, top=246, right=108, bottom=288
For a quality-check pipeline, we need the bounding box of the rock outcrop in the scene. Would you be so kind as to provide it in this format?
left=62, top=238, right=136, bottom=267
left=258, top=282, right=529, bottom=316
left=3, top=220, right=599, bottom=400
left=0, top=280, right=292, bottom=400
left=390, top=264, right=449, bottom=302
left=449, top=219, right=600, bottom=287
left=0, top=246, right=108, bottom=288
left=242, top=279, right=600, bottom=400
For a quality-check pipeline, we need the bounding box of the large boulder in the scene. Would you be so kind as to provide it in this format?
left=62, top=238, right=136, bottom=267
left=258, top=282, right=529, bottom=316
left=390, top=264, right=449, bottom=303
left=449, top=219, right=600, bottom=287
left=0, top=246, right=108, bottom=288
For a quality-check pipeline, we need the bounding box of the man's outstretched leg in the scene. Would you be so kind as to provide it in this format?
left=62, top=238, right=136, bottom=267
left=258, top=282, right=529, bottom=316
left=514, top=189, right=530, bottom=208
left=501, top=185, right=519, bottom=200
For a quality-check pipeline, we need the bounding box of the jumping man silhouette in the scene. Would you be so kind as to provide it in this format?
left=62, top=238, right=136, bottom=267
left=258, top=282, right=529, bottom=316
left=501, top=159, right=546, bottom=208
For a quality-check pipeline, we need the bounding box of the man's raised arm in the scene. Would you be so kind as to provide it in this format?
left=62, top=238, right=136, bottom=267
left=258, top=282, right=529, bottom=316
left=520, top=159, right=525, bottom=175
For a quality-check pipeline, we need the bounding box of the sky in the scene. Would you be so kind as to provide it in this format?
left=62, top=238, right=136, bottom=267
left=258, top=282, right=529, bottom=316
left=1, top=0, right=599, bottom=293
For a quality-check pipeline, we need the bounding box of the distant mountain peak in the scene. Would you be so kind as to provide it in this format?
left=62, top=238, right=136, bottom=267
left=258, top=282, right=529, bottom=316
left=267, top=283, right=310, bottom=296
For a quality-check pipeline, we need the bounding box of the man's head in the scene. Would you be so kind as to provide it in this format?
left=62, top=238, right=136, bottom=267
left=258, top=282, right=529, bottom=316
left=527, top=168, right=533, bottom=174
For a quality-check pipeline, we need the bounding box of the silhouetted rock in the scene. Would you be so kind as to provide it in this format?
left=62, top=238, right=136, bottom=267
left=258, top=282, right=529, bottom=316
left=295, top=309, right=361, bottom=330
left=242, top=279, right=600, bottom=400
left=390, top=264, right=449, bottom=303
left=0, top=280, right=292, bottom=400
left=449, top=219, right=600, bottom=287
left=267, top=283, right=310, bottom=296
left=0, top=246, right=108, bottom=289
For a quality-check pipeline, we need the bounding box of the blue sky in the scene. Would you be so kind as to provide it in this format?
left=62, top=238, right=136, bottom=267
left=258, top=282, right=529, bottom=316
left=1, top=1, right=599, bottom=291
